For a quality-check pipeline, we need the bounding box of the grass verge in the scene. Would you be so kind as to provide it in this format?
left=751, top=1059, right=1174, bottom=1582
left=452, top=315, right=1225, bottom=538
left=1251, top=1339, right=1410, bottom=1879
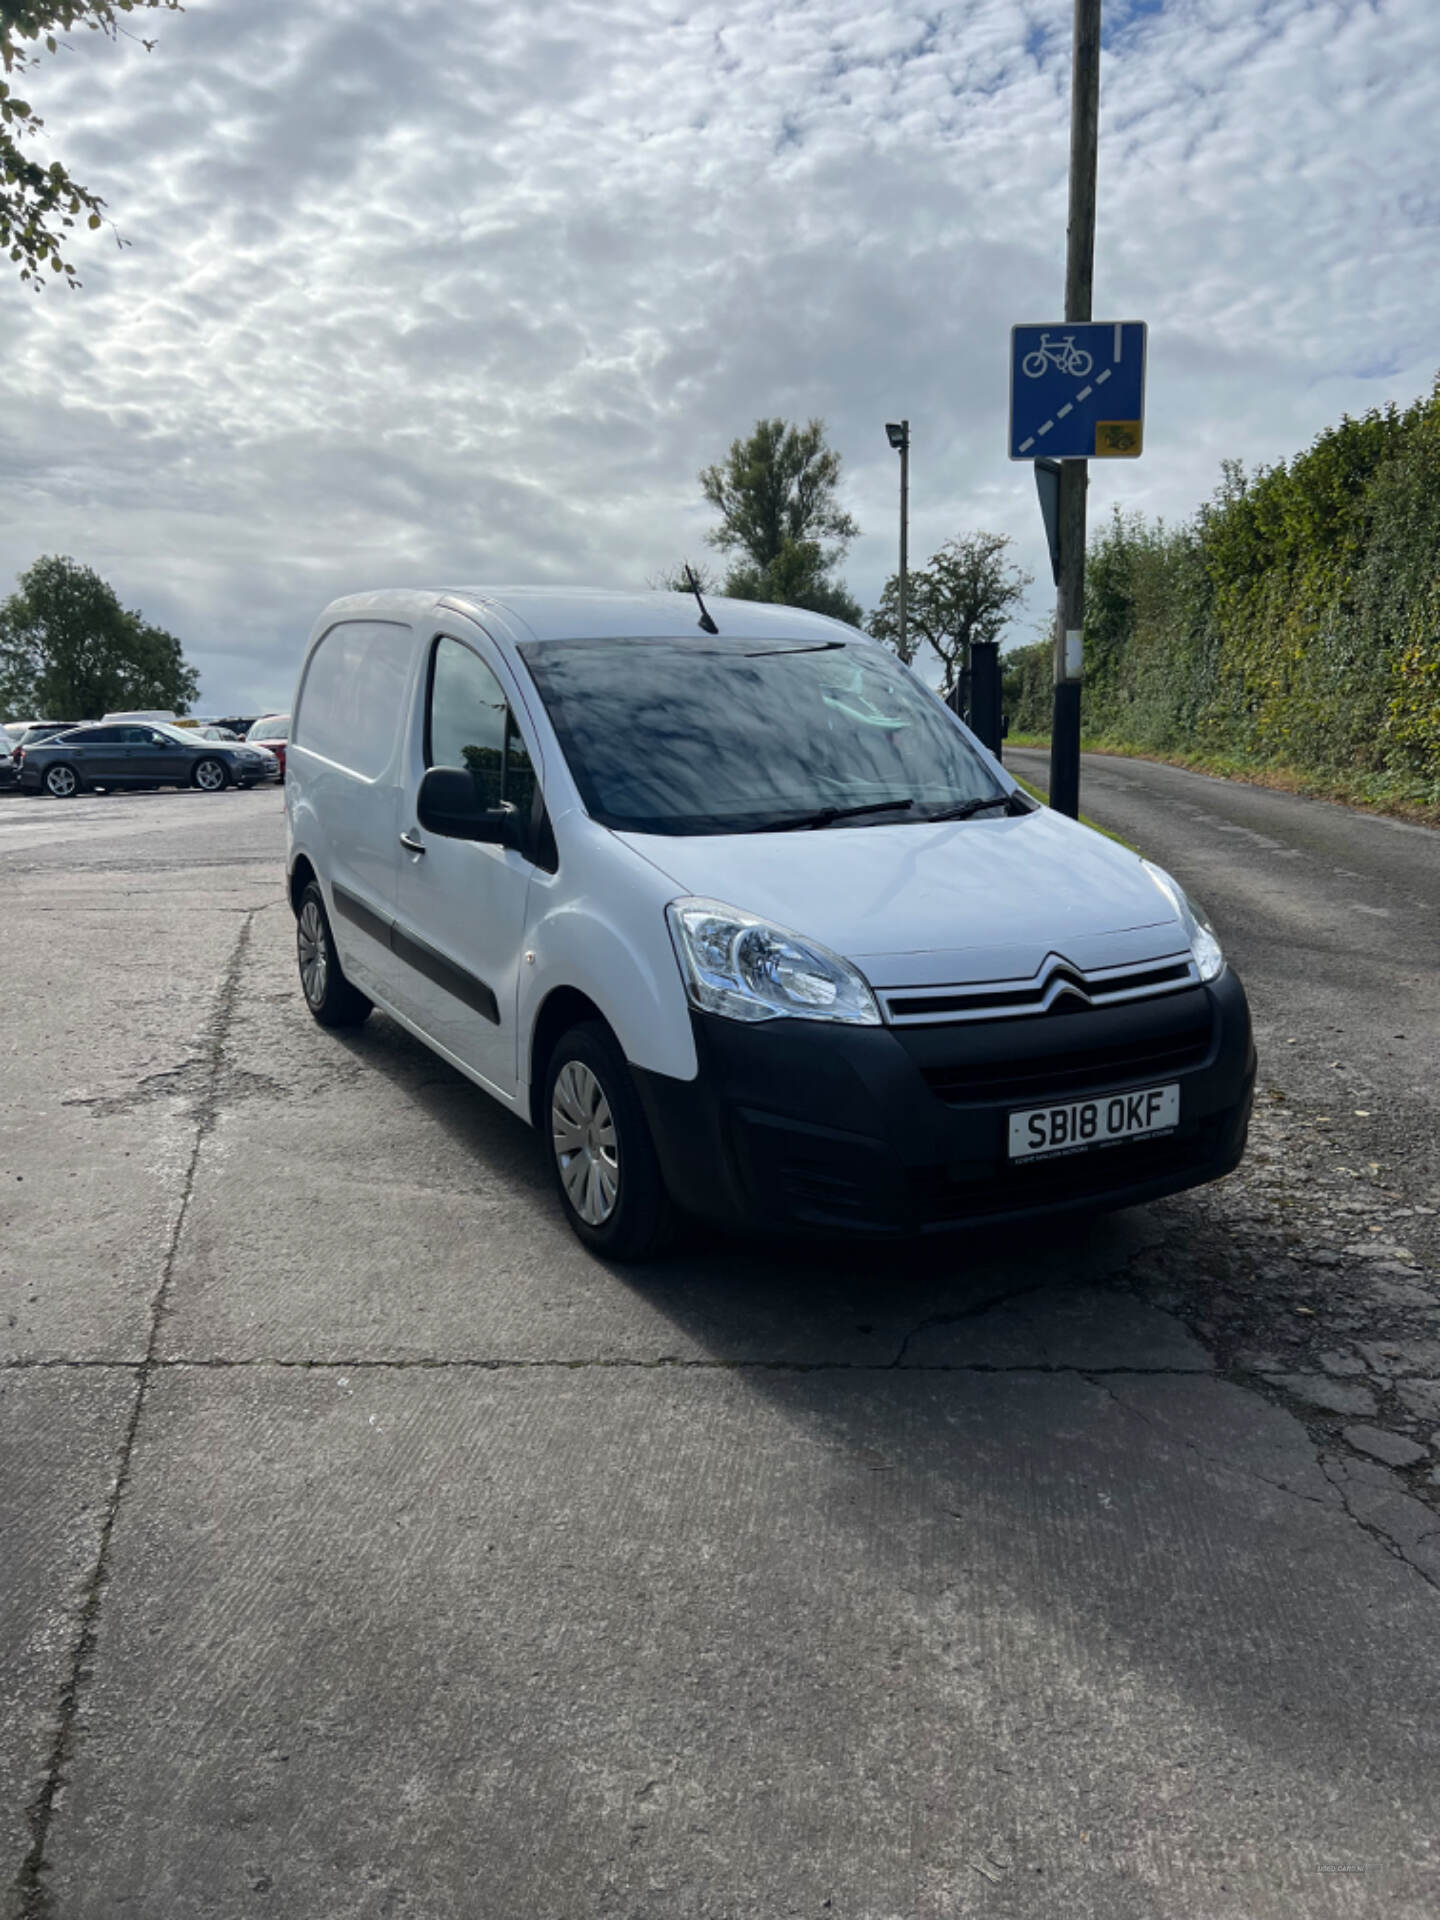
left=1009, top=774, right=1139, bottom=853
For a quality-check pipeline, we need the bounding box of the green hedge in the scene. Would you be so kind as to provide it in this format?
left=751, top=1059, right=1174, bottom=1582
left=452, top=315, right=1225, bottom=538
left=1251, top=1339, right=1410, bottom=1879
left=1003, top=380, right=1440, bottom=805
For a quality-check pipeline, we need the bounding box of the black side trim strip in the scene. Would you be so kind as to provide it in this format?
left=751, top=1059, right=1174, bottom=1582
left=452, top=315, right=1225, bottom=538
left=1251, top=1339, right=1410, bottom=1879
left=390, top=924, right=500, bottom=1025
left=331, top=882, right=501, bottom=1026
left=332, top=882, right=392, bottom=948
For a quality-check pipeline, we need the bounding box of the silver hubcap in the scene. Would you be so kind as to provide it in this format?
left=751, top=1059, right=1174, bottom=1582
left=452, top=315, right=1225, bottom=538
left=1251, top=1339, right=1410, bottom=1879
left=297, top=901, right=329, bottom=1006
left=551, top=1061, right=620, bottom=1226
left=48, top=767, right=75, bottom=796
left=196, top=760, right=225, bottom=791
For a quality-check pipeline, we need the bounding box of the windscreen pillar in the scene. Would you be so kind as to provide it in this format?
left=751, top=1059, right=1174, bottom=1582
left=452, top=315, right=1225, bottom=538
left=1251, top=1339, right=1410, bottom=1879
left=968, top=642, right=1003, bottom=760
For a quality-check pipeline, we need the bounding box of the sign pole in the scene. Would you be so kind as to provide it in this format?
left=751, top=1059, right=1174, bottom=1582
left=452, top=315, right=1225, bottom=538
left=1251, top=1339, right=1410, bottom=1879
left=1049, top=0, right=1102, bottom=822
left=898, top=420, right=910, bottom=665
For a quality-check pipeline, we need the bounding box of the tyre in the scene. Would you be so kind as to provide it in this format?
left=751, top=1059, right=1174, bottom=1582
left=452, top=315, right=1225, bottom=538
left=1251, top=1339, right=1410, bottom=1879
left=544, top=1021, right=674, bottom=1261
left=295, top=882, right=372, bottom=1028
left=44, top=762, right=81, bottom=798
left=1067, top=348, right=1093, bottom=377
left=192, top=756, right=229, bottom=792
left=1021, top=350, right=1047, bottom=378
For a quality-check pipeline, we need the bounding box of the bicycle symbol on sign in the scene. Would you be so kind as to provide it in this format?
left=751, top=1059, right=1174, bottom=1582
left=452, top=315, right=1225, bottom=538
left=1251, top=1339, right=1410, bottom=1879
left=1021, top=332, right=1093, bottom=379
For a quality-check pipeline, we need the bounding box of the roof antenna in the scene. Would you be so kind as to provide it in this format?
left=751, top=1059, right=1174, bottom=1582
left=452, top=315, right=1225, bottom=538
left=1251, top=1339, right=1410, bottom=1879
left=683, top=565, right=719, bottom=635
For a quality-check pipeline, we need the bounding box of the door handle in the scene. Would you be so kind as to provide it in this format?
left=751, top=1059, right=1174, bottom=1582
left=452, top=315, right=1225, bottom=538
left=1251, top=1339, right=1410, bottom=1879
left=399, top=829, right=425, bottom=855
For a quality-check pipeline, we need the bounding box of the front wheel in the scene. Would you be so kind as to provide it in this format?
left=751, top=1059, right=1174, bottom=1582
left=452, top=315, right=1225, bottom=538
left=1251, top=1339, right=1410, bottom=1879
left=44, top=762, right=81, bottom=798
left=1021, top=350, right=1047, bottom=378
left=296, top=882, right=372, bottom=1028
left=192, top=757, right=229, bottom=792
left=544, top=1022, right=674, bottom=1261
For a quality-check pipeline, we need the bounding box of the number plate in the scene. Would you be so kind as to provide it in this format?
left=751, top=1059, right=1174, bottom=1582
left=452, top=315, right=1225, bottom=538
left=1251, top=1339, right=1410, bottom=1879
left=1008, top=1083, right=1180, bottom=1162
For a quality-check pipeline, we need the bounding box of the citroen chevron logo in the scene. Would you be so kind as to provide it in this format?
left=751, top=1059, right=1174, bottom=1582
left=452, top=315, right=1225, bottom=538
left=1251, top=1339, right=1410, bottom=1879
left=1037, top=955, right=1094, bottom=1010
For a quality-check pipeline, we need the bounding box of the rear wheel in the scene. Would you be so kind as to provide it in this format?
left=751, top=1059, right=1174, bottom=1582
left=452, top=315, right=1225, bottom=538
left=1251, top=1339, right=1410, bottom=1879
left=192, top=757, right=229, bottom=792
left=296, top=882, right=372, bottom=1028
left=44, top=762, right=80, bottom=798
left=544, top=1021, right=674, bottom=1261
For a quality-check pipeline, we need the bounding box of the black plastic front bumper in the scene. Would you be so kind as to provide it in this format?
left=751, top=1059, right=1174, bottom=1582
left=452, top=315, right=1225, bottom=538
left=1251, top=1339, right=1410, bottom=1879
left=633, top=969, right=1255, bottom=1237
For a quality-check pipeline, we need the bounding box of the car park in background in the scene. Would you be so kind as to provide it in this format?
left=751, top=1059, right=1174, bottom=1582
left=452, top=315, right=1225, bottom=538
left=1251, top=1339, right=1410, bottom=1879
left=4, top=721, right=81, bottom=753
left=245, top=713, right=290, bottom=777
left=0, top=737, right=17, bottom=790
left=17, top=722, right=277, bottom=797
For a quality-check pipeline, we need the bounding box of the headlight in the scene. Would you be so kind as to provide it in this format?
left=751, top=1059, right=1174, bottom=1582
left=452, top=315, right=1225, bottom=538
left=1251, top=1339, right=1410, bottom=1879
left=666, top=898, right=881, bottom=1026
left=1141, top=860, right=1225, bottom=983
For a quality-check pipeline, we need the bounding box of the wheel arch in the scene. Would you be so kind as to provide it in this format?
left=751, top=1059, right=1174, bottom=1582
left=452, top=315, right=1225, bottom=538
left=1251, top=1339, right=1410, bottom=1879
left=527, top=986, right=614, bottom=1130
left=288, top=853, right=318, bottom=917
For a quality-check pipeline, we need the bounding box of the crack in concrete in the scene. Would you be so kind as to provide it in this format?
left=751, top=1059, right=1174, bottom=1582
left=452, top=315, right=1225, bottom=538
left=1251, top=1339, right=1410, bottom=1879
left=1080, top=1372, right=1339, bottom=1514
left=62, top=1056, right=283, bottom=1120
left=886, top=1277, right=1053, bottom=1368
left=1086, top=1369, right=1440, bottom=1591
left=1319, top=1458, right=1440, bottom=1598
left=12, top=911, right=256, bottom=1920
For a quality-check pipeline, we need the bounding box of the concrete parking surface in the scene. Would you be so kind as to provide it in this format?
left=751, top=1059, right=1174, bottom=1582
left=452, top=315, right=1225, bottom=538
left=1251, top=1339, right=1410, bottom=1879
left=2, top=783, right=1438, bottom=1918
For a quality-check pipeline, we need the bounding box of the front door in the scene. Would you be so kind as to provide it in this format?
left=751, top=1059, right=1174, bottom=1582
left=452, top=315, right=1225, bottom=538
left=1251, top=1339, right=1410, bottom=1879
left=390, top=634, right=539, bottom=1100
left=131, top=727, right=192, bottom=784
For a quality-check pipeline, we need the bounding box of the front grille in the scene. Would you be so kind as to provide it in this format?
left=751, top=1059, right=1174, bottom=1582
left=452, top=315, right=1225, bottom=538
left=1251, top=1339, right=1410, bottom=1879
left=881, top=952, right=1196, bottom=1026
left=920, top=1020, right=1212, bottom=1107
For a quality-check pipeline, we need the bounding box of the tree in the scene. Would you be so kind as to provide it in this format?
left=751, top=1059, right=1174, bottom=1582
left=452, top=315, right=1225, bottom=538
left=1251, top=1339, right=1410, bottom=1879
left=697, top=418, right=862, bottom=621
left=870, top=532, right=1033, bottom=684
left=2, top=2, right=183, bottom=288
left=0, top=554, right=199, bottom=716
left=647, top=559, right=721, bottom=595
left=720, top=538, right=864, bottom=626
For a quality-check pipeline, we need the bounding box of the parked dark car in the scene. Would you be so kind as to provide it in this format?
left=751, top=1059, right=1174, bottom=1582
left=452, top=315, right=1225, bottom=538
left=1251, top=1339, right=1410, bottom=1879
left=245, top=713, right=290, bottom=778
left=6, top=722, right=82, bottom=752
left=18, top=723, right=277, bottom=798
left=3, top=722, right=83, bottom=787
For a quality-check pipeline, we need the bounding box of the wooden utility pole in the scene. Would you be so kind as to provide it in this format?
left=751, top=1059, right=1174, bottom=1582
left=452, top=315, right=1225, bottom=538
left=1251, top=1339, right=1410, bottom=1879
left=1049, top=0, right=1102, bottom=821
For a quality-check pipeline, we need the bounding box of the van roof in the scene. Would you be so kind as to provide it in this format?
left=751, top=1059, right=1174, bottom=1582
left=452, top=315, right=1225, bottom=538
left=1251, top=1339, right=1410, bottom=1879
left=316, top=588, right=861, bottom=646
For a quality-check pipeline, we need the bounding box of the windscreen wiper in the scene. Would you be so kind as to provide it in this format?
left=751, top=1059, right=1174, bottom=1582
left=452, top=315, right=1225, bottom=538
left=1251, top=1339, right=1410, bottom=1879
left=743, top=641, right=846, bottom=657
left=751, top=798, right=916, bottom=832
left=923, top=795, right=1012, bottom=822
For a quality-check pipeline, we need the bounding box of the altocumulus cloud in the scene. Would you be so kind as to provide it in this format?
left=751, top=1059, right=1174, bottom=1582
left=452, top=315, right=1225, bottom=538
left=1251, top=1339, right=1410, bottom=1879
left=0, top=0, right=1435, bottom=708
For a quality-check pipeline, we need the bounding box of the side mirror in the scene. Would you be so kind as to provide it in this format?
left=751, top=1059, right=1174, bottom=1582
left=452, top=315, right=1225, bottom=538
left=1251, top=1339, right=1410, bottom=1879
left=417, top=767, right=517, bottom=845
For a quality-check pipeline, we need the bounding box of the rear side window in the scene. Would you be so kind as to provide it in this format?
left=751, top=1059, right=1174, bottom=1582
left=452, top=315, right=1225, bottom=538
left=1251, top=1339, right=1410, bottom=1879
left=294, top=621, right=412, bottom=778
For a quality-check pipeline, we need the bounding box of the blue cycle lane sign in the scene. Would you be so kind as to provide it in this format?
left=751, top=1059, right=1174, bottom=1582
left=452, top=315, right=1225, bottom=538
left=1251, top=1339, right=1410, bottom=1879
left=1009, top=320, right=1147, bottom=460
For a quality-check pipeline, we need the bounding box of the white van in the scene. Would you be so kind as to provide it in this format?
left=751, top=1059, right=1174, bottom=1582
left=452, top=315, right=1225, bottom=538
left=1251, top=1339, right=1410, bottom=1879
left=285, top=589, right=1254, bottom=1259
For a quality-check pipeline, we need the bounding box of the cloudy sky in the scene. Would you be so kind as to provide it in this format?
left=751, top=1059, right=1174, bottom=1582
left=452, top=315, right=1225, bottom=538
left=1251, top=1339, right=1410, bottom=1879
left=2, top=0, right=1435, bottom=713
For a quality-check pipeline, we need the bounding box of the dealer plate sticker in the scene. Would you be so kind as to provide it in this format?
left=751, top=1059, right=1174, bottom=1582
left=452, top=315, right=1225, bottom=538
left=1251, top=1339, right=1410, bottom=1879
left=1008, top=1083, right=1180, bottom=1162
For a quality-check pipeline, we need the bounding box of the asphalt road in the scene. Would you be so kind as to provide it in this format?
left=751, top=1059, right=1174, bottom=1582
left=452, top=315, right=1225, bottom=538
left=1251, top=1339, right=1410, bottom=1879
left=3, top=783, right=1439, bottom=1919
left=1006, top=748, right=1440, bottom=1174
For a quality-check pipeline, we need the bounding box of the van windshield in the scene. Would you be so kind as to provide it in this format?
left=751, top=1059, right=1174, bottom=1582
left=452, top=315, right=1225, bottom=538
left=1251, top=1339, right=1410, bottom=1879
left=518, top=635, right=1007, bottom=836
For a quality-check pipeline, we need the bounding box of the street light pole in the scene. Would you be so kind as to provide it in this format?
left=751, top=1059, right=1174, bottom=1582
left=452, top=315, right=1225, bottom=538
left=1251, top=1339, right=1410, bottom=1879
left=886, top=420, right=910, bottom=662
left=1049, top=0, right=1101, bottom=821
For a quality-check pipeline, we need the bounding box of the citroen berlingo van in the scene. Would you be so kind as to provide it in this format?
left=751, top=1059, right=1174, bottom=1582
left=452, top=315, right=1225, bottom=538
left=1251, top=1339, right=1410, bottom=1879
left=285, top=588, right=1254, bottom=1259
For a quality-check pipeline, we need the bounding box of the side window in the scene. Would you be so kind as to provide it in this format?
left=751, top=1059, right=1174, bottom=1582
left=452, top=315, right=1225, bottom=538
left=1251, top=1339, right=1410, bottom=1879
left=427, top=638, right=538, bottom=825
left=294, top=621, right=412, bottom=779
